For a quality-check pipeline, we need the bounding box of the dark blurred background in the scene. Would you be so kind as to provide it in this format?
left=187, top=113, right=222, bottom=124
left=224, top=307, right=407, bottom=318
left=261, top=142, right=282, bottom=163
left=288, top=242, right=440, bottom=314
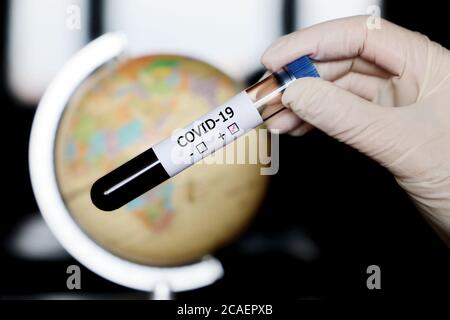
left=1, top=0, right=449, bottom=299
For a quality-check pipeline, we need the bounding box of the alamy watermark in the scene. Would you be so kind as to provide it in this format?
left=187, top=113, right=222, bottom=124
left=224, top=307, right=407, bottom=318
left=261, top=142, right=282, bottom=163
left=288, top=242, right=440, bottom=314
left=366, top=265, right=381, bottom=290
left=66, top=264, right=81, bottom=290
left=366, top=5, right=382, bottom=30
left=66, top=4, right=81, bottom=31
left=167, top=128, right=280, bottom=176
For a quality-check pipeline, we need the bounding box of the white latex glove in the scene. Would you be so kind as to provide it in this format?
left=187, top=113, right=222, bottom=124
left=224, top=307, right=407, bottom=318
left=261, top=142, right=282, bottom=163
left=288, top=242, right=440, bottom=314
left=262, top=16, right=450, bottom=243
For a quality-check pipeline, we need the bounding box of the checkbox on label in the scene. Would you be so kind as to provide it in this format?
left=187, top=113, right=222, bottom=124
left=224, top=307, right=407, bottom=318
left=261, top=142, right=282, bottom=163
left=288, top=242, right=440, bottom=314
left=196, top=142, right=208, bottom=154
left=227, top=122, right=240, bottom=135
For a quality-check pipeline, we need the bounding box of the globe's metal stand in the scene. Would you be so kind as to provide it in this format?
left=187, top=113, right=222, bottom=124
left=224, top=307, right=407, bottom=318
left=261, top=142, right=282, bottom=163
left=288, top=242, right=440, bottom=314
left=29, top=33, right=223, bottom=299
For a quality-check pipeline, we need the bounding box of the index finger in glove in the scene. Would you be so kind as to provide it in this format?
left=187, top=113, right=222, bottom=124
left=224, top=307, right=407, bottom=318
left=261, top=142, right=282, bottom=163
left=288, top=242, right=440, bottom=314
left=261, top=16, right=427, bottom=80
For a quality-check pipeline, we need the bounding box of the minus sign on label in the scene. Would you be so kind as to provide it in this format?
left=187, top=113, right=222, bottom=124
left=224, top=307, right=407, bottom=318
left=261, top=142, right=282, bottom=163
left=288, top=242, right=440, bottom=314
left=215, top=119, right=220, bottom=122
left=190, top=153, right=194, bottom=156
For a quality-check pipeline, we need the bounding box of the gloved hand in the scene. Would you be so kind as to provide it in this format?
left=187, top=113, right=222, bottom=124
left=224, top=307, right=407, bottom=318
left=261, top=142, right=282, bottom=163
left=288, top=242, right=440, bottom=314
left=262, top=16, right=450, bottom=243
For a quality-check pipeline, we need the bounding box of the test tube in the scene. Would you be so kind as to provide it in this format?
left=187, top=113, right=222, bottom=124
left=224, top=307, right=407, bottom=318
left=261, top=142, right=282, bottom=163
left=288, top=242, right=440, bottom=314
left=91, top=56, right=319, bottom=211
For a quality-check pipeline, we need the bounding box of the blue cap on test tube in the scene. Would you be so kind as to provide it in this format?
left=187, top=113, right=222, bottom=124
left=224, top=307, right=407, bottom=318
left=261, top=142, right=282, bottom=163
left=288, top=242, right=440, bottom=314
left=286, top=56, right=320, bottom=79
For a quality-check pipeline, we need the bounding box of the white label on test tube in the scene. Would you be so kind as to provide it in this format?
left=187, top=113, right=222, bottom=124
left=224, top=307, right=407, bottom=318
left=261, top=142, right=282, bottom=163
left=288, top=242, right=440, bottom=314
left=153, top=91, right=263, bottom=176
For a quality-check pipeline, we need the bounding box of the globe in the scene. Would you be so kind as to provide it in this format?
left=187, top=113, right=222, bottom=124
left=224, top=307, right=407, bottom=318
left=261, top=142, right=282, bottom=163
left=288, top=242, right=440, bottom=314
left=55, top=55, right=269, bottom=266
